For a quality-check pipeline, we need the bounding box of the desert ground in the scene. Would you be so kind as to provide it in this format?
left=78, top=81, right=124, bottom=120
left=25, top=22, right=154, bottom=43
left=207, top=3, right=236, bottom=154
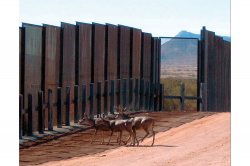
left=20, top=111, right=230, bottom=166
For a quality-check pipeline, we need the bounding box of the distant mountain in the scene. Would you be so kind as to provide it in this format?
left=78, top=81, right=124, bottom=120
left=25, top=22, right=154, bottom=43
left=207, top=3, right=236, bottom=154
left=175, top=30, right=231, bottom=42
left=161, top=30, right=230, bottom=79
left=175, top=31, right=200, bottom=39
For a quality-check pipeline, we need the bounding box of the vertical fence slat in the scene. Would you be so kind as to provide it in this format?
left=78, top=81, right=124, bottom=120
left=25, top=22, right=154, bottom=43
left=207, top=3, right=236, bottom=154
left=65, top=86, right=70, bottom=126
left=90, top=83, right=94, bottom=118
left=122, top=79, right=127, bottom=108
left=38, top=91, right=44, bottom=134
left=134, top=79, right=139, bottom=111
left=74, top=85, right=79, bottom=123
left=200, top=83, right=207, bottom=112
left=97, top=82, right=102, bottom=117
left=139, top=79, right=145, bottom=110
left=110, top=80, right=115, bottom=114
left=57, top=87, right=62, bottom=128
left=19, top=95, right=23, bottom=139
left=155, top=83, right=160, bottom=111
left=23, top=24, right=43, bottom=133
left=145, top=82, right=149, bottom=111
left=61, top=23, right=75, bottom=122
left=104, top=80, right=108, bottom=115
left=129, top=78, right=133, bottom=112
left=150, top=83, right=154, bottom=111
left=82, top=84, right=86, bottom=118
left=116, top=79, right=121, bottom=107
left=48, top=89, right=53, bottom=131
left=27, top=94, right=33, bottom=136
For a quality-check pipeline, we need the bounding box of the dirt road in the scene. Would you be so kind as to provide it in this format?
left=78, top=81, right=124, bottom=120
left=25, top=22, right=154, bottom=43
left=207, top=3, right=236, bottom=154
left=20, top=112, right=230, bottom=166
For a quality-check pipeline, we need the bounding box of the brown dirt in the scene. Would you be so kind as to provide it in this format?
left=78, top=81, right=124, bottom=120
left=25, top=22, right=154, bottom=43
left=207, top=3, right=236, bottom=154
left=20, top=111, right=230, bottom=166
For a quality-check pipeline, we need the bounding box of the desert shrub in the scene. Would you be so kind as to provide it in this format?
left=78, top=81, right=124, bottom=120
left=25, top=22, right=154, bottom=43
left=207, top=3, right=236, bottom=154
left=161, top=78, right=197, bottom=111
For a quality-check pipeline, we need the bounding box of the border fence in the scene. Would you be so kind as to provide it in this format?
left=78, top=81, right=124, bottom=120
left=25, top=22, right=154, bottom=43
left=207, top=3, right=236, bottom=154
left=199, top=27, right=231, bottom=112
left=19, top=22, right=230, bottom=138
left=19, top=22, right=162, bottom=137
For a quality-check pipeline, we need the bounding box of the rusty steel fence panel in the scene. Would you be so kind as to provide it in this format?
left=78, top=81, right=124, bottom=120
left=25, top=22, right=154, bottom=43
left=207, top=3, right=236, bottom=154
left=225, top=41, right=231, bottom=112
left=131, top=28, right=141, bottom=79
left=118, top=25, right=131, bottom=109
left=22, top=23, right=43, bottom=132
left=92, top=23, right=105, bottom=115
left=76, top=22, right=92, bottom=85
left=19, top=21, right=165, bottom=131
left=106, top=23, right=118, bottom=112
left=119, top=25, right=131, bottom=79
left=141, top=32, right=152, bottom=82
left=76, top=22, right=92, bottom=116
left=19, top=27, right=24, bottom=95
left=92, top=23, right=105, bottom=82
left=19, top=27, right=25, bottom=134
left=106, top=23, right=118, bottom=80
left=131, top=28, right=142, bottom=111
left=214, top=36, right=219, bottom=112
left=151, top=37, right=158, bottom=84
left=200, top=27, right=231, bottom=112
left=61, top=22, right=76, bottom=123
left=156, top=38, right=161, bottom=85
left=157, top=38, right=161, bottom=84
left=43, top=24, right=61, bottom=127
left=217, top=37, right=223, bottom=112
left=207, top=31, right=216, bottom=111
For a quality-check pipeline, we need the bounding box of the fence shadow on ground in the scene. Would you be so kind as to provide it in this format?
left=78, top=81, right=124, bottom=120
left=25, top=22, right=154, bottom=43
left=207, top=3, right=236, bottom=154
left=19, top=111, right=216, bottom=166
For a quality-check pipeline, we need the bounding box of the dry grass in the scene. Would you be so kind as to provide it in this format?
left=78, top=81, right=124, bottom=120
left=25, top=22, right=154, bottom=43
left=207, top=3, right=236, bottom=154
left=161, top=78, right=197, bottom=111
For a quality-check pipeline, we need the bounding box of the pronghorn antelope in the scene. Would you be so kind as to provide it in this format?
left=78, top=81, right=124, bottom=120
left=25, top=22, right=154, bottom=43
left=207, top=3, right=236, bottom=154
left=117, top=106, right=156, bottom=146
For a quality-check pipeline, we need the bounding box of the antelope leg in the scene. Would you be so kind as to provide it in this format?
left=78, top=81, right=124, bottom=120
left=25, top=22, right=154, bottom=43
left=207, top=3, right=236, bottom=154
left=108, top=130, right=114, bottom=145
left=118, top=131, right=123, bottom=145
left=101, top=131, right=104, bottom=144
left=124, top=131, right=131, bottom=145
left=91, top=129, right=98, bottom=144
left=116, top=132, right=120, bottom=143
left=151, top=130, right=155, bottom=146
left=141, top=129, right=149, bottom=142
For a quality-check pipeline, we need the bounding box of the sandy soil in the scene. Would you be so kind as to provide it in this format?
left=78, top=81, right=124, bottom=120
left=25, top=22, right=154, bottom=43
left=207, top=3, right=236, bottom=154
left=37, top=112, right=230, bottom=166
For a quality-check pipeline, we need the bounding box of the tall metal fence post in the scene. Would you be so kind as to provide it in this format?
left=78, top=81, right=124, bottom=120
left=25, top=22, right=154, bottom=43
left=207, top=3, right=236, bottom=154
left=180, top=83, right=185, bottom=111
left=122, top=78, right=127, bottom=108
left=145, top=82, right=149, bottom=111
left=139, top=79, right=145, bottom=110
left=116, top=79, right=121, bottom=107
left=104, top=80, right=108, bottom=115
left=65, top=86, right=70, bottom=126
left=159, top=84, right=164, bottom=111
left=57, top=87, right=62, bottom=128
left=129, top=78, right=133, bottom=112
left=19, top=94, right=23, bottom=139
left=90, top=83, right=94, bottom=118
left=150, top=83, right=154, bottom=111
left=38, top=91, right=44, bottom=134
left=97, top=82, right=101, bottom=117
left=200, top=83, right=207, bottom=112
left=110, top=80, right=115, bottom=114
left=74, top=85, right=79, bottom=123
left=27, top=94, right=33, bottom=136
left=134, top=79, right=139, bottom=111
left=155, top=84, right=160, bottom=111
left=82, top=84, right=86, bottom=118
left=48, top=89, right=53, bottom=131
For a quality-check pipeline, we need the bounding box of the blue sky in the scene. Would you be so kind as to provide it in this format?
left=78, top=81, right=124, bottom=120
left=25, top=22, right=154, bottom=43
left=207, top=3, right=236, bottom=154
left=20, top=0, right=230, bottom=37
